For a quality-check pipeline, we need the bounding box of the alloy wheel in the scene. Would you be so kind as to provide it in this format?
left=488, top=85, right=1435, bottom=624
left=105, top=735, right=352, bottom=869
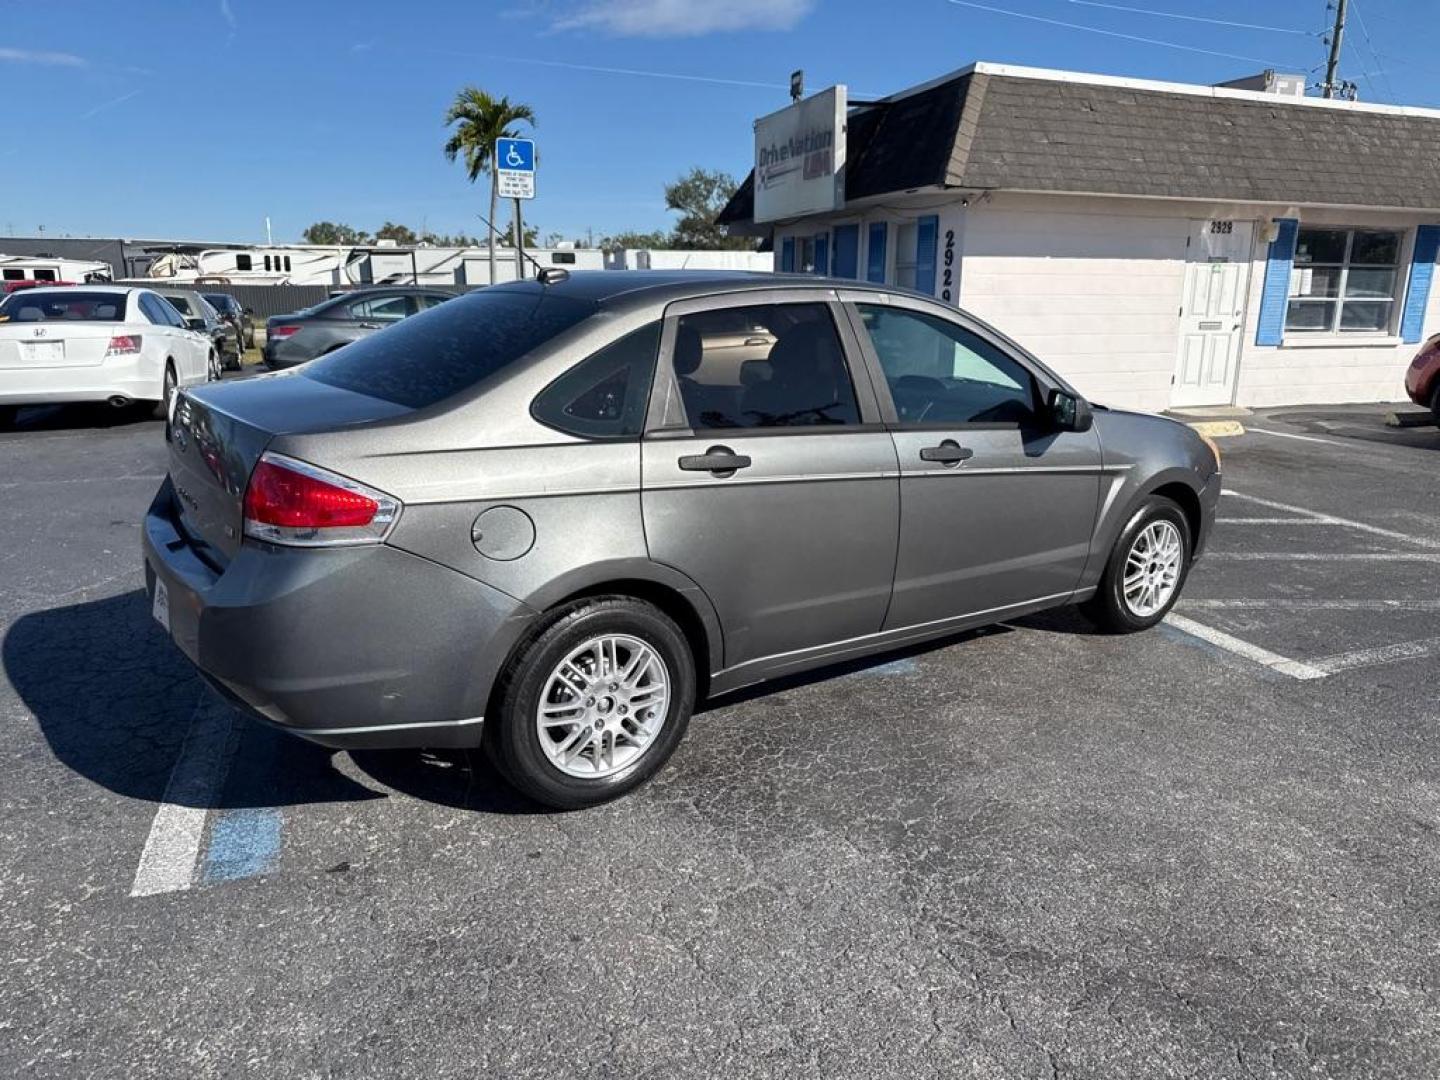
left=535, top=634, right=671, bottom=779
left=1122, top=519, right=1183, bottom=617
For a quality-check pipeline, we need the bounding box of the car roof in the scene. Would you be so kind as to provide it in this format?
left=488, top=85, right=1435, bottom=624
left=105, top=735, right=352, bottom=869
left=484, top=270, right=895, bottom=311
left=6, top=284, right=135, bottom=296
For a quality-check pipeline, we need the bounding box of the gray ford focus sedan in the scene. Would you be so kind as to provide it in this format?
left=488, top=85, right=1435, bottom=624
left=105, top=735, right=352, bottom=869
left=144, top=271, right=1220, bottom=809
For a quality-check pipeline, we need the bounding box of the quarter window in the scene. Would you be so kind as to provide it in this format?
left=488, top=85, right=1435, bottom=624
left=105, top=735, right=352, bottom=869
left=856, top=304, right=1036, bottom=425
left=1286, top=228, right=1401, bottom=334
left=671, top=303, right=859, bottom=429
left=531, top=322, right=660, bottom=439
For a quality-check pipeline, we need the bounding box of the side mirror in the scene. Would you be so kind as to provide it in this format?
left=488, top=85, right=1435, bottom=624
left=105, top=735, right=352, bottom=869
left=1048, top=388, right=1093, bottom=433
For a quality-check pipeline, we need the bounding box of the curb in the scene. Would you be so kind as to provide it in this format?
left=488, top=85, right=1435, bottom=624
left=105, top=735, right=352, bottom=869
left=1186, top=420, right=1246, bottom=438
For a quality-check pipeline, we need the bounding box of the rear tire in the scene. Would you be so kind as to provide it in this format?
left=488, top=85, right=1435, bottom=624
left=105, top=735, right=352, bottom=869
left=1081, top=495, right=1192, bottom=633
left=486, top=597, right=695, bottom=810
left=0, top=405, right=18, bottom=429
left=151, top=363, right=177, bottom=420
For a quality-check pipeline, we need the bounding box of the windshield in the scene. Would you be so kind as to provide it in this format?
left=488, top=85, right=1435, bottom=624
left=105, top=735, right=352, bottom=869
left=303, top=288, right=596, bottom=408
left=203, top=294, right=235, bottom=312
left=0, top=291, right=127, bottom=322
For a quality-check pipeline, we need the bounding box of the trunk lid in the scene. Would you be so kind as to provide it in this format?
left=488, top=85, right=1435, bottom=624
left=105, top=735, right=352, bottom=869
left=167, top=372, right=411, bottom=565
left=0, top=323, right=115, bottom=370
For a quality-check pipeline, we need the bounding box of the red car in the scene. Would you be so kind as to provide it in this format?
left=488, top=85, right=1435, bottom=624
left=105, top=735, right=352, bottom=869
left=1404, top=334, right=1440, bottom=424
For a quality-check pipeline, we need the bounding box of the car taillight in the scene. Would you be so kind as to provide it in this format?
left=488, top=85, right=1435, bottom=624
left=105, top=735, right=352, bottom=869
left=268, top=325, right=300, bottom=339
left=106, top=335, right=142, bottom=355
left=242, top=452, right=399, bottom=547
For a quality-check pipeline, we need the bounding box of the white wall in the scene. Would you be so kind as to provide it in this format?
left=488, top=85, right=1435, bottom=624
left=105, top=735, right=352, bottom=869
left=775, top=191, right=1436, bottom=412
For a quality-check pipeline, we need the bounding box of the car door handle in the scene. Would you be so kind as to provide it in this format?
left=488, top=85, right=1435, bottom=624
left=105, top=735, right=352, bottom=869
left=743, top=336, right=769, bottom=346
left=919, top=441, right=974, bottom=466
left=678, top=446, right=752, bottom=475
left=357, top=322, right=381, bottom=330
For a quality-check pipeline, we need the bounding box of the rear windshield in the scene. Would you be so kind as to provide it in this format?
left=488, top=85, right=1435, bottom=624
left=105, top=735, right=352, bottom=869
left=0, top=291, right=126, bottom=322
left=202, top=294, right=235, bottom=312
left=302, top=289, right=596, bottom=408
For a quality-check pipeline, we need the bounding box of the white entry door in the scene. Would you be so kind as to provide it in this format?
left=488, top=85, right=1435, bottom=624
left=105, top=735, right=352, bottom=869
left=1170, top=219, right=1254, bottom=408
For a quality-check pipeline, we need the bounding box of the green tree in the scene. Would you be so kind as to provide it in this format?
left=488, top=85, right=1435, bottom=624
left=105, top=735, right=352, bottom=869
left=500, top=217, right=539, bottom=248
left=443, top=87, right=536, bottom=285
left=664, top=168, right=752, bottom=250
left=374, top=221, right=418, bottom=245
left=302, top=221, right=369, bottom=245
left=601, top=229, right=672, bottom=251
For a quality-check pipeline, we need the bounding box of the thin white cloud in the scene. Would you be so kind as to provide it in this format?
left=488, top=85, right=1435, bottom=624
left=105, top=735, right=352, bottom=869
left=0, top=46, right=87, bottom=67
left=219, top=0, right=237, bottom=29
left=552, top=0, right=814, bottom=36
left=82, top=89, right=142, bottom=119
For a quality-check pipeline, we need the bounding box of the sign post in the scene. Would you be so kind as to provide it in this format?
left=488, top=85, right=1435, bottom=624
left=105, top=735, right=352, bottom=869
left=496, top=138, right=535, bottom=280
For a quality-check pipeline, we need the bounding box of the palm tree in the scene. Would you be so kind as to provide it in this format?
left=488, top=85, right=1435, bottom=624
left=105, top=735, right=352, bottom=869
left=443, top=88, right=536, bottom=286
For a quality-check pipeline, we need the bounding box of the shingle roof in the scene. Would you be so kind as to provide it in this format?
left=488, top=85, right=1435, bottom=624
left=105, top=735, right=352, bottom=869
left=718, top=68, right=1440, bottom=225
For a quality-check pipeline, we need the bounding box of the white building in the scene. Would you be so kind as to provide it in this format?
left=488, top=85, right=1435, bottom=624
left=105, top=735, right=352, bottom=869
left=719, top=63, right=1440, bottom=411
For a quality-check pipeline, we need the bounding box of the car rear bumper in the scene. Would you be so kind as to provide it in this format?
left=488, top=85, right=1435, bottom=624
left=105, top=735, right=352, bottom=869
left=0, top=354, right=164, bottom=405
left=262, top=336, right=313, bottom=370
left=142, top=477, right=537, bottom=748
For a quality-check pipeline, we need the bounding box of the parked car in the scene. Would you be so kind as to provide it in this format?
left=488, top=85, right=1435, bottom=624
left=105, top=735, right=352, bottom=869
left=0, top=286, right=218, bottom=423
left=202, top=292, right=256, bottom=351
left=144, top=271, right=1220, bottom=809
left=3, top=279, right=78, bottom=294
left=1403, top=333, right=1440, bottom=425
left=263, top=286, right=454, bottom=369
left=154, top=288, right=241, bottom=371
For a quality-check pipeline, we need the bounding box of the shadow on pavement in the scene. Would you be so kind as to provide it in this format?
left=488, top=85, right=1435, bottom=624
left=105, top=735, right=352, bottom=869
left=0, top=402, right=162, bottom=433
left=2, top=588, right=513, bottom=811
left=1266, top=406, right=1440, bottom=451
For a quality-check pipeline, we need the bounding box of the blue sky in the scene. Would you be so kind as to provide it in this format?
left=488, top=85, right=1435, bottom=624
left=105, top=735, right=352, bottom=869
left=1, top=0, right=1433, bottom=244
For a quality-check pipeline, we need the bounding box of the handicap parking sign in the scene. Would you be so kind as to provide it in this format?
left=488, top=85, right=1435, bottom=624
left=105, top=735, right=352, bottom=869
left=497, top=138, right=536, bottom=199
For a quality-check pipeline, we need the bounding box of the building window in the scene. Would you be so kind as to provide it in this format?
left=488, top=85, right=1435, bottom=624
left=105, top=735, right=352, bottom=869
left=1286, top=228, right=1401, bottom=334
left=894, top=222, right=919, bottom=290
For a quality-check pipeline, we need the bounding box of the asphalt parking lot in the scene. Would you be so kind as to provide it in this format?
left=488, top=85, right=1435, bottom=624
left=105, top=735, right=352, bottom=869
left=2, top=399, right=1438, bottom=1079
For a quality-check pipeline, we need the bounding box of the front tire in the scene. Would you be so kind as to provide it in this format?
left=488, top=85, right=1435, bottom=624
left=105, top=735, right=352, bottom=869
left=486, top=597, right=695, bottom=810
left=1082, top=495, right=1192, bottom=633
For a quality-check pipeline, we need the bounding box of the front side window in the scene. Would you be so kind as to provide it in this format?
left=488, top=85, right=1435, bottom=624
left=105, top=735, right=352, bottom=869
left=532, top=322, right=660, bottom=439
left=671, top=302, right=859, bottom=429
left=304, top=288, right=595, bottom=408
left=1287, top=228, right=1401, bottom=334
left=856, top=304, right=1036, bottom=425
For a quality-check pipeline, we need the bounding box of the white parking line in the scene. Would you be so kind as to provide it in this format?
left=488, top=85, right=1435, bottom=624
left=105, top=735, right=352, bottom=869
left=1180, top=598, right=1440, bottom=612
left=1225, top=490, right=1440, bottom=549
left=1214, top=517, right=1347, bottom=526
left=1162, top=614, right=1328, bottom=680
left=1209, top=553, right=1440, bottom=561
left=129, top=693, right=236, bottom=898
left=1310, top=636, right=1440, bottom=674
left=1247, top=427, right=1349, bottom=447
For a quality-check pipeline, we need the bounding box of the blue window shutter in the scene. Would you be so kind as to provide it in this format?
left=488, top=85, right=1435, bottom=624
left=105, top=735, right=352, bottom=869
left=1255, top=218, right=1298, bottom=347
left=915, top=215, right=939, bottom=295
left=832, top=224, right=859, bottom=279
left=813, top=233, right=829, bottom=275
left=780, top=237, right=795, bottom=273
left=866, top=223, right=887, bottom=283
left=1401, top=225, right=1440, bottom=344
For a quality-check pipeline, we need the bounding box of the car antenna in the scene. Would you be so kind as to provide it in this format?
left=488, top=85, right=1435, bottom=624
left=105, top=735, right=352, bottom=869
left=472, top=209, right=554, bottom=283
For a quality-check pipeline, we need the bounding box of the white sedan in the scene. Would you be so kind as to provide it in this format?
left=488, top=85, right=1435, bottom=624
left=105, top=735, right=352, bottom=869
left=0, top=286, right=219, bottom=422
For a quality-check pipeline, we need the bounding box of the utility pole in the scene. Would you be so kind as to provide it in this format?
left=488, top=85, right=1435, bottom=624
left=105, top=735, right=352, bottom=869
left=1322, top=0, right=1347, bottom=99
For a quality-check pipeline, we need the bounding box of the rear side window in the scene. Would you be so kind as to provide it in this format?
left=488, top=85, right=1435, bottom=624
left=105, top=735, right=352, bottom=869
left=0, top=291, right=126, bottom=322
left=671, top=302, right=859, bottom=429
left=531, top=322, right=660, bottom=439
left=303, top=289, right=596, bottom=409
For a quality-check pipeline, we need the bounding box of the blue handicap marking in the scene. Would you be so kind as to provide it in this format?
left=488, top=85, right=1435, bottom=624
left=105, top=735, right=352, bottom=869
left=497, top=137, right=535, bottom=172
left=202, top=807, right=283, bottom=884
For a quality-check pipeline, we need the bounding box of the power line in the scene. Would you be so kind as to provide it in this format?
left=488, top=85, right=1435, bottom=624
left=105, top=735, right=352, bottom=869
left=1064, top=0, right=1317, bottom=36
left=945, top=0, right=1295, bottom=66
left=1347, top=0, right=1402, bottom=103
